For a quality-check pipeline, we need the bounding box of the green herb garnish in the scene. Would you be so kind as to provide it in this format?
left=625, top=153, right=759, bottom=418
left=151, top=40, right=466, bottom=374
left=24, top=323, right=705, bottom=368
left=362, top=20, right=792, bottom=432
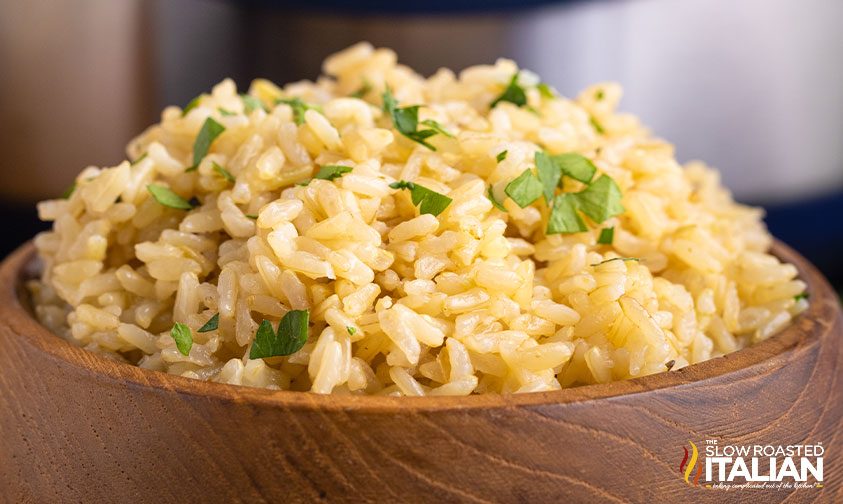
left=241, top=94, right=268, bottom=114
left=491, top=73, right=527, bottom=108
left=131, top=152, right=148, bottom=166
left=350, top=80, right=372, bottom=99
left=181, top=95, right=202, bottom=117
left=504, top=169, right=543, bottom=208
left=315, top=165, right=353, bottom=181
left=170, top=322, right=193, bottom=356
left=665, top=359, right=676, bottom=371
left=218, top=108, right=236, bottom=117
left=61, top=182, right=76, bottom=200
left=211, top=162, right=235, bottom=183
left=794, top=293, right=809, bottom=302
left=276, top=97, right=321, bottom=126
left=147, top=184, right=194, bottom=210
left=535, top=151, right=562, bottom=202
left=420, top=119, right=454, bottom=138
left=595, top=89, right=605, bottom=101
left=547, top=194, right=586, bottom=234
left=191, top=117, right=226, bottom=170
left=382, top=88, right=442, bottom=150
left=389, top=180, right=453, bottom=216
left=197, top=313, right=219, bottom=333
left=249, top=310, right=310, bottom=359
left=591, top=257, right=640, bottom=267
left=537, top=83, right=556, bottom=99
left=574, top=174, right=624, bottom=223
left=487, top=185, right=507, bottom=212
left=590, top=115, right=605, bottom=135
left=245, top=214, right=258, bottom=219
left=553, top=152, right=597, bottom=184
left=346, top=326, right=357, bottom=336
left=597, top=227, right=615, bottom=245
left=496, top=150, right=508, bottom=163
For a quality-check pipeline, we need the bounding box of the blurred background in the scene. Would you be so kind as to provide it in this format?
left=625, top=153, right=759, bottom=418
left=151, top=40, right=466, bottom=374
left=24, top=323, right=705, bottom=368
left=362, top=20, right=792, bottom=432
left=1, top=0, right=841, bottom=289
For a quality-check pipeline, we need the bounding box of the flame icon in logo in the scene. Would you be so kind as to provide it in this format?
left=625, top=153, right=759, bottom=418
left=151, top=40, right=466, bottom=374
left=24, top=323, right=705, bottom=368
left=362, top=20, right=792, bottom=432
left=679, top=441, right=703, bottom=486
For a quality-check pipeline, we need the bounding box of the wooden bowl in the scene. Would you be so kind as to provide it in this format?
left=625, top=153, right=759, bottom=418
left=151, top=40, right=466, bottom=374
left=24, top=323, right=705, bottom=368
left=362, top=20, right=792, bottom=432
left=0, top=241, right=840, bottom=503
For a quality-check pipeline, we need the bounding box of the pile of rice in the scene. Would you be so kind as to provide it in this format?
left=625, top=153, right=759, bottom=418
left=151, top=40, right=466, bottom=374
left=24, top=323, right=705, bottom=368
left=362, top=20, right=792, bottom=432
left=30, top=43, right=808, bottom=395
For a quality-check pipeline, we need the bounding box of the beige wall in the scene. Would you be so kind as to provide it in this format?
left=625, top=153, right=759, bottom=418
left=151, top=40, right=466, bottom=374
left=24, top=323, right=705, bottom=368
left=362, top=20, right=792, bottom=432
left=0, top=0, right=153, bottom=202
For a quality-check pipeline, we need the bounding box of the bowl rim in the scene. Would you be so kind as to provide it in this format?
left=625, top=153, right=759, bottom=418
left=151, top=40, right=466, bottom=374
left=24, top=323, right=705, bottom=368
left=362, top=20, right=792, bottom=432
left=3, top=239, right=837, bottom=413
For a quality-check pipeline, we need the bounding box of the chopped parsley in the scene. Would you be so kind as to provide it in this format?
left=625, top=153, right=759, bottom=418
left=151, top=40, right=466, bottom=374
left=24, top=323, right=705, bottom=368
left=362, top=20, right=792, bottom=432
left=665, top=359, right=676, bottom=371
left=241, top=94, right=268, bottom=114
left=212, top=162, right=235, bottom=183
left=591, top=257, right=640, bottom=267
left=61, top=182, right=76, bottom=200
left=350, top=80, right=372, bottom=99
left=504, top=169, right=543, bottom=208
left=389, top=180, right=453, bottom=216
left=218, top=107, right=236, bottom=117
left=537, top=83, right=556, bottom=99
left=276, top=97, right=321, bottom=126
left=181, top=95, right=202, bottom=117
left=245, top=214, right=258, bottom=220
left=595, top=89, right=605, bottom=101
left=535, top=151, right=563, bottom=202
left=131, top=152, right=148, bottom=166
left=597, top=227, right=615, bottom=245
left=794, top=293, right=809, bottom=302
left=496, top=150, right=508, bottom=163
left=147, top=184, right=194, bottom=210
left=249, top=309, right=310, bottom=359
left=553, top=152, right=597, bottom=184
left=315, top=165, right=353, bottom=181
left=590, top=115, right=605, bottom=134
left=346, top=326, right=357, bottom=336
left=420, top=119, right=454, bottom=138
left=547, top=194, right=586, bottom=234
left=170, top=322, right=193, bottom=356
left=382, top=88, right=444, bottom=151
left=191, top=117, right=225, bottom=170
left=574, top=175, right=624, bottom=223
left=487, top=185, right=507, bottom=212
left=197, top=313, right=219, bottom=333
left=491, top=73, right=527, bottom=108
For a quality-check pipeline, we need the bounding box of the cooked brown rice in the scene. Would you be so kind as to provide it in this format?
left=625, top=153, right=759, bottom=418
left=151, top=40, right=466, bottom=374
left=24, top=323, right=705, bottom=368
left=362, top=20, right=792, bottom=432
left=30, top=43, right=808, bottom=395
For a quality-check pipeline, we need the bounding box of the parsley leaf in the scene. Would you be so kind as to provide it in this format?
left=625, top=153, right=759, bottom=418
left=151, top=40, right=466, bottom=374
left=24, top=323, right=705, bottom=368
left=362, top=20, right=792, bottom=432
left=491, top=73, right=527, bottom=108
left=192, top=117, right=225, bottom=169
left=595, top=89, right=605, bottom=101
left=496, top=150, right=508, bottom=163
left=547, top=193, right=587, bottom=234
left=61, top=182, right=76, bottom=200
left=147, top=184, right=194, bottom=210
left=276, top=97, right=321, bottom=126
left=241, top=94, right=267, bottom=114
left=249, top=310, right=310, bottom=359
left=590, top=115, right=605, bottom=134
left=504, top=169, right=543, bottom=208
left=535, top=151, right=562, bottom=202
left=420, top=119, right=454, bottom=138
left=350, top=80, right=372, bottom=99
left=554, top=153, right=596, bottom=184
left=390, top=180, right=453, bottom=216
left=181, top=95, right=202, bottom=117
left=591, top=257, right=639, bottom=267
left=170, top=322, right=193, bottom=356
left=346, top=326, right=357, bottom=336
left=212, top=162, right=235, bottom=183
left=597, top=227, right=615, bottom=245
left=794, top=293, right=809, bottom=302
left=537, top=83, right=556, bottom=99
left=574, top=174, right=624, bottom=223
left=131, top=152, right=148, bottom=166
left=487, top=185, right=507, bottom=212
left=315, top=165, right=353, bottom=181
left=382, top=88, right=446, bottom=151
left=245, top=214, right=258, bottom=219
left=197, top=313, right=219, bottom=333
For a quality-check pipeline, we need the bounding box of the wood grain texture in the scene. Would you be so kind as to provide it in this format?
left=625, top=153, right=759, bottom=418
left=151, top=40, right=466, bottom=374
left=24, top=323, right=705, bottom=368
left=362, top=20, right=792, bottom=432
left=0, top=241, right=840, bottom=504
